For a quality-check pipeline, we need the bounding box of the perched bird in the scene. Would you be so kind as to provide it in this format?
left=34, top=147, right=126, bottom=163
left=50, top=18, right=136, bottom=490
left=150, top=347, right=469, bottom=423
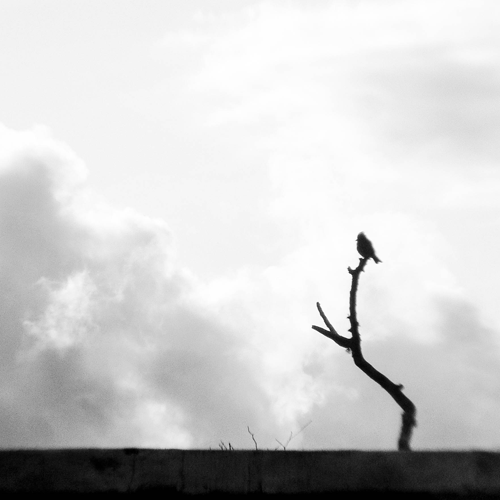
left=356, top=232, right=382, bottom=263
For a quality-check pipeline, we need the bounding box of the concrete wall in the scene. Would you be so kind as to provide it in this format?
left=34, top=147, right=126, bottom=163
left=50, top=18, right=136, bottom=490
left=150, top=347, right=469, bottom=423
left=1, top=449, right=500, bottom=495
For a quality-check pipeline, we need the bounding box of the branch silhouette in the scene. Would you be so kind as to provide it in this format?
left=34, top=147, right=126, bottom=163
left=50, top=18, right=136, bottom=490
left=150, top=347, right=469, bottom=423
left=312, top=254, right=417, bottom=451
left=275, top=420, right=312, bottom=450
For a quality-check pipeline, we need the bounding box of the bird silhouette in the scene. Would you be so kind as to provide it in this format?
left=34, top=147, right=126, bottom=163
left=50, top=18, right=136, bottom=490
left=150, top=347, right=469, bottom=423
left=356, top=232, right=382, bottom=263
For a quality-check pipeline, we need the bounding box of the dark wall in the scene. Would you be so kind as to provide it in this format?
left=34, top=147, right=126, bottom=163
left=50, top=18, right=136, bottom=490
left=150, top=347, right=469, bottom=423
left=1, top=449, right=500, bottom=496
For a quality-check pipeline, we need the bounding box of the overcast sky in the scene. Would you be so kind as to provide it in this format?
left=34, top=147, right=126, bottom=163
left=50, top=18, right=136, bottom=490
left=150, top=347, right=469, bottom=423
left=1, top=0, right=500, bottom=450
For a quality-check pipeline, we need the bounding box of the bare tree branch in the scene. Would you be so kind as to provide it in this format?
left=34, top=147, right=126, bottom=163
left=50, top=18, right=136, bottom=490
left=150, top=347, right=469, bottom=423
left=312, top=257, right=417, bottom=451
left=312, top=303, right=352, bottom=349
left=275, top=436, right=289, bottom=450
left=219, top=441, right=233, bottom=450
left=247, top=426, right=258, bottom=450
left=275, top=421, right=313, bottom=450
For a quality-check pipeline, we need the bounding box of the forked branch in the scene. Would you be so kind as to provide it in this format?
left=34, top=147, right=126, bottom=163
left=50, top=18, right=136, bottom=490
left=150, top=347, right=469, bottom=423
left=312, top=257, right=417, bottom=451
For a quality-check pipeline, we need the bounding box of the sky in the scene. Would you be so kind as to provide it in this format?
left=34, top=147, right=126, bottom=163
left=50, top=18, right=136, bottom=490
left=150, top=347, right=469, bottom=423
left=0, top=0, right=500, bottom=450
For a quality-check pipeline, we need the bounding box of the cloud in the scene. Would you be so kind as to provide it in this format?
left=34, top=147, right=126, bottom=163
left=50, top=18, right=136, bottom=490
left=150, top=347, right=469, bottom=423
left=3, top=0, right=500, bottom=452
left=172, top=0, right=500, bottom=202
left=159, top=0, right=500, bottom=450
left=0, top=124, right=285, bottom=448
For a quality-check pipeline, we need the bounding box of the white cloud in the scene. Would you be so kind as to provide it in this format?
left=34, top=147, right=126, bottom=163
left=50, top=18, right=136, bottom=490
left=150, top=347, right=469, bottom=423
left=2, top=0, right=500, bottom=452
left=162, top=0, right=500, bottom=450
left=0, top=124, right=286, bottom=448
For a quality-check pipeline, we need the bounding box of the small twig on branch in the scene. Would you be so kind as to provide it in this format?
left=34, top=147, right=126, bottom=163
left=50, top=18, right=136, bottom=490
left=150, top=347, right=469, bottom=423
left=247, top=426, right=258, bottom=450
left=275, top=420, right=313, bottom=450
left=275, top=433, right=291, bottom=450
left=312, top=257, right=417, bottom=451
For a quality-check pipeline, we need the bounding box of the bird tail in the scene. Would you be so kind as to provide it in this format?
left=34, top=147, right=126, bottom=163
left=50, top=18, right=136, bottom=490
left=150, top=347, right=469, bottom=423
left=373, top=255, right=382, bottom=264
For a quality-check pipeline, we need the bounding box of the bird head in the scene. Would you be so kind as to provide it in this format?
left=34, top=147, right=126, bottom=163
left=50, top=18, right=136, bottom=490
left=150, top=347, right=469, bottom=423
left=356, top=232, right=365, bottom=241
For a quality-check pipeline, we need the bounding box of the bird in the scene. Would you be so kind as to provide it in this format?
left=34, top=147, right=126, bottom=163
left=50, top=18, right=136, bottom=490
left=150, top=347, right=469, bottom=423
left=356, top=232, right=382, bottom=263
